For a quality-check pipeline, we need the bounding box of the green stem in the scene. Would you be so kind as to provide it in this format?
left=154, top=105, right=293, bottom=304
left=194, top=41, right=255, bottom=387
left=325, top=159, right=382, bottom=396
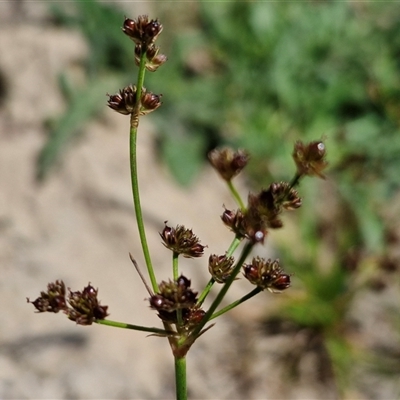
left=196, top=278, right=215, bottom=307
left=95, top=319, right=176, bottom=336
left=209, top=287, right=262, bottom=320
left=227, top=180, right=246, bottom=210
left=172, top=252, right=183, bottom=326
left=187, top=241, right=253, bottom=340
left=129, top=50, right=158, bottom=293
left=289, top=173, right=302, bottom=189
left=226, top=235, right=243, bottom=257
left=134, top=49, right=148, bottom=116
left=172, top=252, right=179, bottom=281
left=175, top=356, right=187, bottom=400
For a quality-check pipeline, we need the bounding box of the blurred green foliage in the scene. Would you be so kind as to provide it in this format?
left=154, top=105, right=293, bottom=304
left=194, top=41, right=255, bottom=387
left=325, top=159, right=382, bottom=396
left=154, top=2, right=400, bottom=194
left=154, top=2, right=400, bottom=394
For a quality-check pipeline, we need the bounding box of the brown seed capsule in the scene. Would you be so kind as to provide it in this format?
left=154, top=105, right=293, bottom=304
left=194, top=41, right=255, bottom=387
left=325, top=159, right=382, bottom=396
left=107, top=85, right=137, bottom=115
left=140, top=89, right=162, bottom=114
left=143, top=19, right=163, bottom=45
left=122, top=18, right=140, bottom=44
left=270, top=274, right=291, bottom=291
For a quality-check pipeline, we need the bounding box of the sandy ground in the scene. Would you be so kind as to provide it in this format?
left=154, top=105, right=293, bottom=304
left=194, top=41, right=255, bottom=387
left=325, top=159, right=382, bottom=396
left=1, top=2, right=399, bottom=399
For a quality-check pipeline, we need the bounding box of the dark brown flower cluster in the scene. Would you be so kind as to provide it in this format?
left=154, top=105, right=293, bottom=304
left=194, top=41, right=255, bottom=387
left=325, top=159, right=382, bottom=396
left=27, top=281, right=108, bottom=326
left=246, top=182, right=302, bottom=230
left=123, top=16, right=167, bottom=71
left=27, top=280, right=67, bottom=313
left=221, top=182, right=301, bottom=243
left=243, top=257, right=291, bottom=292
left=160, top=224, right=205, bottom=258
left=293, top=140, right=328, bottom=179
left=208, top=254, right=235, bottom=283
left=149, top=275, right=205, bottom=329
left=208, top=148, right=249, bottom=181
left=67, top=285, right=109, bottom=325
left=123, top=15, right=163, bottom=48
left=107, top=85, right=162, bottom=116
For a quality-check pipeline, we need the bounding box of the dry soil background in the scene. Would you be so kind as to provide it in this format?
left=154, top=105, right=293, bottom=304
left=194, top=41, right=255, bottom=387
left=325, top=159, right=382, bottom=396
left=0, top=2, right=399, bottom=400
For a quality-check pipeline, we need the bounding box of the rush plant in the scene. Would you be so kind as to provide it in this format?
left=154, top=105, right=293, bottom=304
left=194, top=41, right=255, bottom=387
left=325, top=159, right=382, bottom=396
left=27, top=15, right=328, bottom=400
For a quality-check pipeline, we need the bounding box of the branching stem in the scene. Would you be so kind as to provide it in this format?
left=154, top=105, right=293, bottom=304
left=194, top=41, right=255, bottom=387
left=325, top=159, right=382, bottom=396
left=187, top=241, right=253, bottom=341
left=209, top=287, right=262, bottom=320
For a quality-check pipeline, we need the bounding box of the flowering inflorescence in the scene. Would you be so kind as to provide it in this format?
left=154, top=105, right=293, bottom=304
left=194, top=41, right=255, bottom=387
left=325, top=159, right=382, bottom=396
left=220, top=182, right=301, bottom=243
left=122, top=15, right=163, bottom=49
left=160, top=223, right=206, bottom=258
left=208, top=254, right=236, bottom=283
left=107, top=16, right=166, bottom=118
left=149, top=275, right=205, bottom=332
left=107, top=85, right=162, bottom=116
left=27, top=280, right=108, bottom=325
left=213, top=141, right=327, bottom=243
left=293, top=140, right=328, bottom=179
left=243, top=257, right=291, bottom=292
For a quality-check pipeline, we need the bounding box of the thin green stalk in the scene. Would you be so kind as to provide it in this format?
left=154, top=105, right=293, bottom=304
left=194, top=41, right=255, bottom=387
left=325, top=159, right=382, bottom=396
left=95, top=319, right=177, bottom=336
left=172, top=252, right=183, bottom=326
left=129, top=50, right=158, bottom=293
left=227, top=180, right=246, bottom=210
left=172, top=252, right=179, bottom=281
left=187, top=241, right=253, bottom=341
left=209, top=287, right=262, bottom=320
left=134, top=48, right=148, bottom=118
left=226, top=235, right=243, bottom=257
left=196, top=278, right=215, bottom=307
left=175, top=356, right=187, bottom=400
left=289, top=172, right=302, bottom=189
